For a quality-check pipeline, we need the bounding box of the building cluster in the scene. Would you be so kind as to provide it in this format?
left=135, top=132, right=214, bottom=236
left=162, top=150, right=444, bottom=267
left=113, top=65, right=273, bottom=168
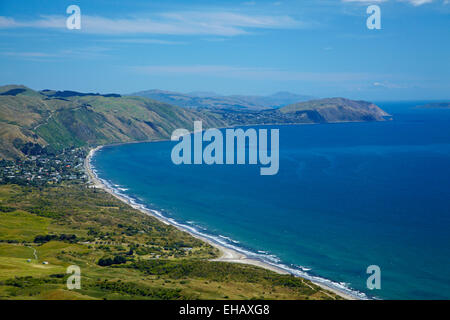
left=0, top=148, right=87, bottom=186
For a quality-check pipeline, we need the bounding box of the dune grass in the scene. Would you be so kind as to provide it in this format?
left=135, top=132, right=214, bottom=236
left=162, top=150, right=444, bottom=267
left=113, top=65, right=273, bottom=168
left=0, top=184, right=341, bottom=300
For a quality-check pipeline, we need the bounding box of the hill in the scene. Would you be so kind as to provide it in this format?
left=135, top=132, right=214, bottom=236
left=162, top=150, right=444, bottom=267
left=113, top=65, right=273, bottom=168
left=0, top=86, right=389, bottom=300
left=214, top=97, right=390, bottom=126
left=0, top=183, right=341, bottom=300
left=0, top=85, right=225, bottom=159
left=130, top=89, right=314, bottom=111
left=0, top=85, right=390, bottom=160
left=280, top=97, right=390, bottom=122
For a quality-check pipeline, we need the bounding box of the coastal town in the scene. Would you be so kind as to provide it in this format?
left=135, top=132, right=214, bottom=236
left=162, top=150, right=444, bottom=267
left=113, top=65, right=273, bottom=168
left=0, top=148, right=87, bottom=186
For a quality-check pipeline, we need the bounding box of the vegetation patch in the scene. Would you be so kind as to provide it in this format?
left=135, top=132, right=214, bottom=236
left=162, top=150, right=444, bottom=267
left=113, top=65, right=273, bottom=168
left=0, top=183, right=340, bottom=300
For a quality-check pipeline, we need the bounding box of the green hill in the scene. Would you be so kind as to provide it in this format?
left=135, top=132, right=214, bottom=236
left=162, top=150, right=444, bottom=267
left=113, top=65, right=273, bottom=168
left=0, top=86, right=390, bottom=160
left=131, top=89, right=314, bottom=111
left=280, top=97, right=390, bottom=122
left=0, top=183, right=342, bottom=300
left=0, top=86, right=386, bottom=300
left=0, top=85, right=225, bottom=159
left=214, top=97, right=390, bottom=126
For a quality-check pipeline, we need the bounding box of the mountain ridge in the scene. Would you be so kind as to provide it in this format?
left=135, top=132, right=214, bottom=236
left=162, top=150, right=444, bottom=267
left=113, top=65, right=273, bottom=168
left=0, top=85, right=390, bottom=159
left=130, top=89, right=315, bottom=111
left=0, top=85, right=225, bottom=159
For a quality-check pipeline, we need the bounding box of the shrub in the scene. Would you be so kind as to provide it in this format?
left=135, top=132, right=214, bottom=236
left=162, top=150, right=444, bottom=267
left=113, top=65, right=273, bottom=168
left=98, top=255, right=127, bottom=267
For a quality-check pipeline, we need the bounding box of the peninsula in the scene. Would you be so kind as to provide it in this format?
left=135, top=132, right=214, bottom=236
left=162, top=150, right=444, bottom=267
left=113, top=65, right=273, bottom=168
left=0, top=84, right=389, bottom=299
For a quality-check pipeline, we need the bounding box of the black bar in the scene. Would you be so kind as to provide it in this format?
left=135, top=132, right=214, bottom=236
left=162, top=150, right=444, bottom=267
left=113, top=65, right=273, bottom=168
left=0, top=300, right=447, bottom=319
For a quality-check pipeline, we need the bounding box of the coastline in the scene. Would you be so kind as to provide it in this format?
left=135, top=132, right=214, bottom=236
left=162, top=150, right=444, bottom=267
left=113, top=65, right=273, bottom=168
left=85, top=146, right=357, bottom=300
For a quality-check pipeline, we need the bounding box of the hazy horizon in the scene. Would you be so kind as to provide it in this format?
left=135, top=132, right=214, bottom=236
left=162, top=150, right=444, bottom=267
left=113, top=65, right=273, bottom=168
left=1, top=0, right=449, bottom=100
left=3, top=83, right=449, bottom=104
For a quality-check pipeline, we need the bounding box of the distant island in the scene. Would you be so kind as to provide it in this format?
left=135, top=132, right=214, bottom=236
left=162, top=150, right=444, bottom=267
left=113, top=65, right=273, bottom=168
left=416, top=102, right=450, bottom=109
left=0, top=84, right=390, bottom=160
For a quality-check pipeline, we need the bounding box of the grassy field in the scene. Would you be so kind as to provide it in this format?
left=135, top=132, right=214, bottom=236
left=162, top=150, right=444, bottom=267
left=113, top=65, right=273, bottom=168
left=0, top=183, right=342, bottom=300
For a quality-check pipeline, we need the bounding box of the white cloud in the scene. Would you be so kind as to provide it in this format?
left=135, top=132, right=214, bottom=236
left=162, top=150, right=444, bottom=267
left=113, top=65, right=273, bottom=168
left=0, top=16, right=20, bottom=27
left=1, top=46, right=111, bottom=60
left=400, top=0, right=433, bottom=5
left=0, top=15, right=65, bottom=28
left=102, top=38, right=185, bottom=45
left=0, top=11, right=304, bottom=36
left=372, top=81, right=407, bottom=89
left=342, top=0, right=387, bottom=3
left=2, top=51, right=57, bottom=58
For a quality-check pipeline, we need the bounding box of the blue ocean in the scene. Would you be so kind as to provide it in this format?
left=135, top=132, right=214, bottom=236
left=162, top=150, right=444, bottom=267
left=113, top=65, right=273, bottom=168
left=91, top=102, right=450, bottom=300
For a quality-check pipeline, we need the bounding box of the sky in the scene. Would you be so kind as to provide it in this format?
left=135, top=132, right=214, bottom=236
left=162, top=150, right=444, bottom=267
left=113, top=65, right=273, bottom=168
left=0, top=0, right=449, bottom=100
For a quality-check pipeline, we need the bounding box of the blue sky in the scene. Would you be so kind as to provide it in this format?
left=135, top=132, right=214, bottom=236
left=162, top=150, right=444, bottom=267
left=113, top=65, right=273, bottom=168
left=0, top=0, right=449, bottom=100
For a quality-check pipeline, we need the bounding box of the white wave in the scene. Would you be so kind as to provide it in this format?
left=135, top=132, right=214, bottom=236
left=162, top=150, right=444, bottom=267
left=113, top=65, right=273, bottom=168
left=92, top=162, right=369, bottom=300
left=218, top=234, right=240, bottom=244
left=301, top=267, right=312, bottom=272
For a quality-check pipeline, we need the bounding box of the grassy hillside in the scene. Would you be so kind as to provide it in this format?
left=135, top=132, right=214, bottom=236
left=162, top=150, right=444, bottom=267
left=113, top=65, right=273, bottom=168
left=0, top=85, right=226, bottom=159
left=0, top=86, right=365, bottom=300
left=213, top=97, right=390, bottom=126
left=0, top=183, right=340, bottom=300
left=0, top=85, right=390, bottom=160
left=280, top=97, right=390, bottom=122
left=131, top=89, right=314, bottom=111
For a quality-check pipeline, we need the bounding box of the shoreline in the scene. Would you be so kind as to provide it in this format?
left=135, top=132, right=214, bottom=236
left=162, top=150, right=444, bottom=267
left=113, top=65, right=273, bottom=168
left=85, top=146, right=358, bottom=300
left=80, top=119, right=390, bottom=150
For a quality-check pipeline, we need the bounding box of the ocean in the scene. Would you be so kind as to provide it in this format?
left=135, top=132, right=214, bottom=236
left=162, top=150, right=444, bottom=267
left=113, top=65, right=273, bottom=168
left=91, top=101, right=450, bottom=300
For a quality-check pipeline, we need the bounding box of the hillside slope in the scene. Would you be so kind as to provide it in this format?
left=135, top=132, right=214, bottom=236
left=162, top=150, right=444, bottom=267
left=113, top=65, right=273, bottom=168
left=215, top=97, right=390, bottom=126
left=131, top=89, right=314, bottom=111
left=0, top=85, right=390, bottom=159
left=0, top=85, right=225, bottom=159
left=280, top=97, right=390, bottom=122
left=0, top=183, right=341, bottom=300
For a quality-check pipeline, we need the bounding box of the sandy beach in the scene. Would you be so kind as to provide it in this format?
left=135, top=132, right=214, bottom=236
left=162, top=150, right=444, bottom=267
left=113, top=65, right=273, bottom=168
left=85, top=146, right=356, bottom=300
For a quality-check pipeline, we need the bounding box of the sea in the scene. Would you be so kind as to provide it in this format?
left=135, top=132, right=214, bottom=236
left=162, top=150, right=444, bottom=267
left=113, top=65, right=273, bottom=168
left=91, top=101, right=450, bottom=300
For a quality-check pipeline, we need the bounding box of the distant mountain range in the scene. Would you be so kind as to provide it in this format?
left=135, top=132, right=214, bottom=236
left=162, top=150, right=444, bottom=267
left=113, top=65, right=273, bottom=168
left=130, top=89, right=315, bottom=111
left=0, top=84, right=390, bottom=159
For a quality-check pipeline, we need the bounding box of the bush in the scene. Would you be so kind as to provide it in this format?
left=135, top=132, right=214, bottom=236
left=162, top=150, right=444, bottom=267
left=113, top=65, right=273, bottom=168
left=98, top=255, right=127, bottom=267
left=0, top=206, right=15, bottom=213
left=33, top=234, right=77, bottom=244
left=98, top=257, right=113, bottom=266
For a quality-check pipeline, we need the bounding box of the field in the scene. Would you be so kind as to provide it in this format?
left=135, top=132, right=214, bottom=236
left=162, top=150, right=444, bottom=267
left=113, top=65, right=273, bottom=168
left=0, top=183, right=341, bottom=300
